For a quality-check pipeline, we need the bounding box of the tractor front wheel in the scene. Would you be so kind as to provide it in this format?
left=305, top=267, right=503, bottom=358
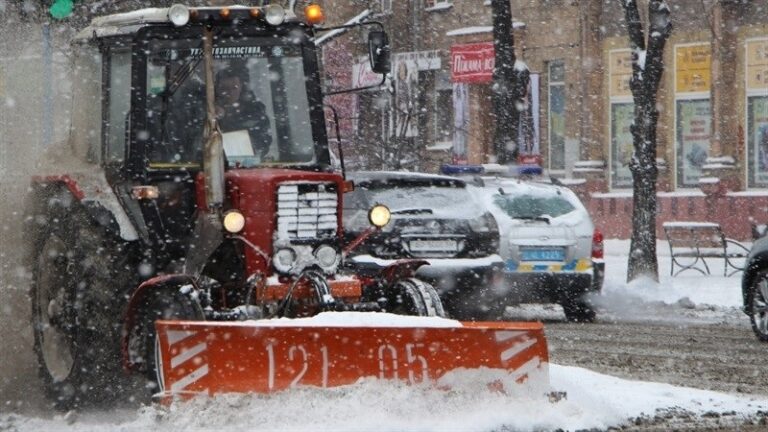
left=387, top=278, right=446, bottom=317
left=134, top=288, right=204, bottom=397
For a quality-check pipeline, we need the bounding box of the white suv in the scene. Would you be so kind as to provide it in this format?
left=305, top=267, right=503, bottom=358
left=471, top=178, right=604, bottom=322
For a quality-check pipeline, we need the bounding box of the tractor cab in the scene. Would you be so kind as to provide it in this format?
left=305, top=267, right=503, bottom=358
left=68, top=4, right=385, bottom=268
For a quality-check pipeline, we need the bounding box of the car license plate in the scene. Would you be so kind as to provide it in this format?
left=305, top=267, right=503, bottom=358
left=521, top=248, right=565, bottom=261
left=410, top=240, right=457, bottom=252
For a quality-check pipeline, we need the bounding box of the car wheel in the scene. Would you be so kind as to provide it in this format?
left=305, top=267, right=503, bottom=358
left=746, top=270, right=768, bottom=342
left=561, top=298, right=596, bottom=323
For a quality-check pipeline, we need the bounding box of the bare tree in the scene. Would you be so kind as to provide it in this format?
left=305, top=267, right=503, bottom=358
left=490, top=0, right=518, bottom=164
left=619, top=0, right=672, bottom=282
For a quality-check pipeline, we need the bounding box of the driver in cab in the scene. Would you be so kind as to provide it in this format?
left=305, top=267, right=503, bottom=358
left=215, top=64, right=272, bottom=162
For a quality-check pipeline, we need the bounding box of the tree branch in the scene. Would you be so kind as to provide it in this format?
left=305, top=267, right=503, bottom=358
left=620, top=0, right=646, bottom=51
left=645, top=0, right=673, bottom=91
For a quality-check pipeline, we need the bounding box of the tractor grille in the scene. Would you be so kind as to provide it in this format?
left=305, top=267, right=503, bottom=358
left=276, top=182, right=338, bottom=240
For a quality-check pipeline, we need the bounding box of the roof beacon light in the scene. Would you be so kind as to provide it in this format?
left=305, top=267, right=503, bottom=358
left=168, top=4, right=190, bottom=27
left=219, top=7, right=231, bottom=20
left=305, top=4, right=325, bottom=25
left=265, top=4, right=285, bottom=26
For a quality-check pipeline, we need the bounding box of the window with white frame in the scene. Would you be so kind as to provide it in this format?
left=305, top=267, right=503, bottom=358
left=548, top=60, right=566, bottom=171
left=380, top=0, right=392, bottom=13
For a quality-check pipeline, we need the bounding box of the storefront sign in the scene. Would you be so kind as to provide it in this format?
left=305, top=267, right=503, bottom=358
left=746, top=39, right=768, bottom=91
left=611, top=102, right=634, bottom=188
left=609, top=49, right=632, bottom=98
left=675, top=44, right=711, bottom=93
left=676, top=99, right=711, bottom=187
left=451, top=42, right=495, bottom=83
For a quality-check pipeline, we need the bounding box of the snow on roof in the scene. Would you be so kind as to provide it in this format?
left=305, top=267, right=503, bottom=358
left=446, top=22, right=525, bottom=37
left=75, top=5, right=299, bottom=40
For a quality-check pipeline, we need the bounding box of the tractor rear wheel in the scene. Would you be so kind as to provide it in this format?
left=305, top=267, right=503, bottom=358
left=387, top=278, right=446, bottom=317
left=31, top=216, right=136, bottom=410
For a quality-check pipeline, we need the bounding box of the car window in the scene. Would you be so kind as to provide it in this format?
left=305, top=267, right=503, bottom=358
left=492, top=192, right=576, bottom=219
left=360, top=181, right=473, bottom=214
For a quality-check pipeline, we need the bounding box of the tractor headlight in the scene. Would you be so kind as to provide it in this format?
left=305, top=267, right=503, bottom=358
left=314, top=244, right=340, bottom=272
left=368, top=204, right=391, bottom=228
left=223, top=210, right=246, bottom=234
left=264, top=4, right=285, bottom=25
left=273, top=248, right=296, bottom=273
left=168, top=4, right=190, bottom=27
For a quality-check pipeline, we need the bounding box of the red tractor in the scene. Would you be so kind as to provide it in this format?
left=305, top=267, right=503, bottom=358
left=26, top=3, right=548, bottom=409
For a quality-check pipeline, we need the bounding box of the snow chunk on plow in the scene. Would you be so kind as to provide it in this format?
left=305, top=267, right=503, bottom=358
left=154, top=313, right=549, bottom=400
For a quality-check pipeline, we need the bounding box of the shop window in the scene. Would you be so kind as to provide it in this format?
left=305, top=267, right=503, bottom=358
left=674, top=43, right=711, bottom=188
left=608, top=49, right=633, bottom=189
left=548, top=60, right=565, bottom=171
left=610, top=103, right=634, bottom=188
left=746, top=39, right=768, bottom=188
left=676, top=98, right=711, bottom=187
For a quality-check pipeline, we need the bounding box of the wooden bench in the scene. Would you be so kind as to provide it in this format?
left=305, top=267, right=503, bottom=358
left=662, top=222, right=750, bottom=277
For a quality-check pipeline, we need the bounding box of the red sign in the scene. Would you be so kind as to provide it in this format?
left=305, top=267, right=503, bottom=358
left=451, top=42, right=495, bottom=83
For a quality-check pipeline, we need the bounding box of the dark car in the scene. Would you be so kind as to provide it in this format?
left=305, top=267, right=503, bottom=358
left=343, top=171, right=504, bottom=319
left=741, top=236, right=768, bottom=342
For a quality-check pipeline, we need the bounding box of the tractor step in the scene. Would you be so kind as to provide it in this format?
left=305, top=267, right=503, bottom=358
left=153, top=313, right=549, bottom=400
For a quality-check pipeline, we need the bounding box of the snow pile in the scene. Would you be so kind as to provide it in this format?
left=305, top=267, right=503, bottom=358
left=581, top=239, right=749, bottom=325
left=2, top=364, right=766, bottom=432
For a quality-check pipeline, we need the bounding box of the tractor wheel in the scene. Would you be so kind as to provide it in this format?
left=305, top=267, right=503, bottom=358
left=561, top=297, right=597, bottom=323
left=136, top=288, right=205, bottom=396
left=745, top=270, right=768, bottom=342
left=387, top=278, right=446, bottom=317
left=31, top=216, right=136, bottom=410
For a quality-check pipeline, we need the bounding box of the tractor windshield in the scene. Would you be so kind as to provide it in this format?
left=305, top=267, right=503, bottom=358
left=144, top=37, right=315, bottom=169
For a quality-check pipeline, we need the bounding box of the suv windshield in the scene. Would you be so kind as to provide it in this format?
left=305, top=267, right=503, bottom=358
left=145, top=37, right=314, bottom=169
left=493, top=191, right=576, bottom=219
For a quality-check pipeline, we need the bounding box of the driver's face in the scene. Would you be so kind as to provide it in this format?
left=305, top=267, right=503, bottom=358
left=217, top=76, right=242, bottom=106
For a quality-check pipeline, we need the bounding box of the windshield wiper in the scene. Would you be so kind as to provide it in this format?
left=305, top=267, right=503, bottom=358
left=391, top=208, right=434, bottom=215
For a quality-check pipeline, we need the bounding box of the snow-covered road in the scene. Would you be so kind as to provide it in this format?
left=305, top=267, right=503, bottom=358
left=2, top=239, right=766, bottom=431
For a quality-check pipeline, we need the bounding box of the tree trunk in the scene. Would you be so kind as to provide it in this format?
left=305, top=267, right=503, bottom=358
left=620, top=0, right=672, bottom=282
left=491, top=0, right=518, bottom=163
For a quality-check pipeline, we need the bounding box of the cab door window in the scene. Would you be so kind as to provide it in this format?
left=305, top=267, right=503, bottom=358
left=105, top=50, right=132, bottom=163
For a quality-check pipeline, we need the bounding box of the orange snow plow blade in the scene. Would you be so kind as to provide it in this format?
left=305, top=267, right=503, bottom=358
left=154, top=315, right=548, bottom=400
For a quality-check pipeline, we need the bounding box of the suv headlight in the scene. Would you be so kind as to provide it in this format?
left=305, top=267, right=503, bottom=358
left=468, top=212, right=498, bottom=233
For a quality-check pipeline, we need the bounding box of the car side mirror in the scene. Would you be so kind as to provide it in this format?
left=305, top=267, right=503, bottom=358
left=368, top=30, right=390, bottom=75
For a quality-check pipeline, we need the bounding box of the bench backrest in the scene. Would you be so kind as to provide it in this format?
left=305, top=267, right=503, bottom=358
left=664, top=224, right=725, bottom=250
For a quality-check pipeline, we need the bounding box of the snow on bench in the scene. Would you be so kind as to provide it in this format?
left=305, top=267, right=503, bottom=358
left=662, top=222, right=749, bottom=277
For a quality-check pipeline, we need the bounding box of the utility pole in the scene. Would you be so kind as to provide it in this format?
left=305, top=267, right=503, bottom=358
left=490, top=0, right=518, bottom=164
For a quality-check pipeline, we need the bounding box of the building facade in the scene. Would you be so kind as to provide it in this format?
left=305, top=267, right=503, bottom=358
left=321, top=0, right=768, bottom=240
